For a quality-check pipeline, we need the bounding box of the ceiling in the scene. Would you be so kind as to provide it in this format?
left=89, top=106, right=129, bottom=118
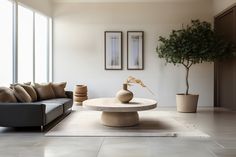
left=52, top=0, right=207, bottom=3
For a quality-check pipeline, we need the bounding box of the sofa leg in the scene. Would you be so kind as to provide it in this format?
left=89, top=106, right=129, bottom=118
left=41, top=126, right=44, bottom=132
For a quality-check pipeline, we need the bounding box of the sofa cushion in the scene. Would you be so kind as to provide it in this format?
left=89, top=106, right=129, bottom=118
left=51, top=82, right=67, bottom=98
left=44, top=103, right=63, bottom=124
left=0, top=87, right=17, bottom=103
left=12, top=85, right=32, bottom=102
left=34, top=83, right=56, bottom=100
left=38, top=98, right=73, bottom=113
left=20, top=84, right=37, bottom=102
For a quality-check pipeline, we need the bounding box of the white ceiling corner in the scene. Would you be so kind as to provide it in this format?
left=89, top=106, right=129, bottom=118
left=52, top=0, right=206, bottom=3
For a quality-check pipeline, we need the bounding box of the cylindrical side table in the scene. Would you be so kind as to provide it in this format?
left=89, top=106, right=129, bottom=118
left=74, top=85, right=88, bottom=105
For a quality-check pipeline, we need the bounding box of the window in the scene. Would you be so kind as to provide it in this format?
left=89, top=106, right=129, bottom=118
left=18, top=5, right=52, bottom=83
left=0, top=1, right=52, bottom=85
left=18, top=5, right=34, bottom=83
left=35, top=13, right=48, bottom=83
left=49, top=18, right=53, bottom=82
left=0, top=0, right=13, bottom=86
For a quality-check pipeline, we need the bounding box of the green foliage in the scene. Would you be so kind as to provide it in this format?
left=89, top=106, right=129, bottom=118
left=157, top=20, right=235, bottom=68
left=156, top=20, right=236, bottom=95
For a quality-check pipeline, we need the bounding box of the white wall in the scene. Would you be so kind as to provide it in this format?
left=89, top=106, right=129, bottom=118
left=53, top=1, right=214, bottom=107
left=18, top=0, right=52, bottom=16
left=213, top=0, right=236, bottom=15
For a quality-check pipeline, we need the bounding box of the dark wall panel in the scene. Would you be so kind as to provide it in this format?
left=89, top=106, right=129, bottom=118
left=214, top=7, right=236, bottom=110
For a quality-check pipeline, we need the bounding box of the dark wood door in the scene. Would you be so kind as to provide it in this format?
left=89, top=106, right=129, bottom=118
left=214, top=7, right=236, bottom=110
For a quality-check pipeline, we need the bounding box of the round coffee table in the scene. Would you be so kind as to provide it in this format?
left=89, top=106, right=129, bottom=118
left=83, top=98, right=157, bottom=127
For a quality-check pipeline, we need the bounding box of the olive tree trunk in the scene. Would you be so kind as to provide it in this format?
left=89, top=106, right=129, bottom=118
left=185, top=67, right=190, bottom=95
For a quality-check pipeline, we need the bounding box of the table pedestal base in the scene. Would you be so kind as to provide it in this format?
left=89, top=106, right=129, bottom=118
left=101, top=112, right=139, bottom=127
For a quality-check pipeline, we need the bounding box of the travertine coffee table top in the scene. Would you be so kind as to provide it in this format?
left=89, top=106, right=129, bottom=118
left=83, top=98, right=157, bottom=112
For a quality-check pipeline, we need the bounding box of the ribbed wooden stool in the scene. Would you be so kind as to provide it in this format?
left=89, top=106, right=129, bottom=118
left=74, top=85, right=88, bottom=105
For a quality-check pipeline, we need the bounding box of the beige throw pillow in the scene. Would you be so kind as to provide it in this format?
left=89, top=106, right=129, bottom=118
left=34, top=83, right=56, bottom=100
left=24, top=82, right=31, bottom=85
left=12, top=85, right=32, bottom=102
left=20, top=84, right=38, bottom=102
left=52, top=82, right=67, bottom=98
left=0, top=87, right=17, bottom=103
left=10, top=83, right=37, bottom=102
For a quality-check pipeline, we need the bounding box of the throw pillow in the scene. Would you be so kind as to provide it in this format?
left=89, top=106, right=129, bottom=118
left=10, top=82, right=31, bottom=87
left=10, top=83, right=37, bottom=102
left=12, top=85, right=32, bottom=102
left=20, top=84, right=38, bottom=102
left=24, top=82, right=31, bottom=85
left=0, top=87, right=17, bottom=103
left=34, top=83, right=56, bottom=100
left=52, top=82, right=67, bottom=98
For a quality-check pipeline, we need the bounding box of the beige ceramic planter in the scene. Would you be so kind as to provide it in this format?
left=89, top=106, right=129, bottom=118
left=176, top=94, right=199, bottom=113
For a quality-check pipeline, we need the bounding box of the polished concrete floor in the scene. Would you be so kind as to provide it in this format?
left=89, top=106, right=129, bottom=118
left=0, top=107, right=236, bottom=157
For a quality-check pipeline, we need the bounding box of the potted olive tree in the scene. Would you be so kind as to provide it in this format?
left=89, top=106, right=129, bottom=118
left=156, top=20, right=235, bottom=113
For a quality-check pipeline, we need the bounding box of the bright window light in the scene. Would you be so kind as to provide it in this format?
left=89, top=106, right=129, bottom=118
left=0, top=1, right=52, bottom=85
left=35, top=13, right=48, bottom=83
left=18, top=5, right=34, bottom=83
left=0, top=0, right=13, bottom=86
left=49, top=18, right=53, bottom=82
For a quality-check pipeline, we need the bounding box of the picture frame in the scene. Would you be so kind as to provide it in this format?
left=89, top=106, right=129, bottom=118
left=104, top=31, right=123, bottom=70
left=127, top=31, right=144, bottom=70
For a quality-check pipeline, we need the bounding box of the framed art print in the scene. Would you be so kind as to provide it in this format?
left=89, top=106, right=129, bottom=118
left=127, top=31, right=144, bottom=70
left=104, top=31, right=122, bottom=70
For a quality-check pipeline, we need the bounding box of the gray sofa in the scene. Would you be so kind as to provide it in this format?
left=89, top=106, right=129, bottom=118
left=0, top=91, right=73, bottom=131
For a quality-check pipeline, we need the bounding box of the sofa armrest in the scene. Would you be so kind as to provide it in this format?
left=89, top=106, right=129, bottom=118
left=65, top=91, right=73, bottom=100
left=0, top=103, right=46, bottom=127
